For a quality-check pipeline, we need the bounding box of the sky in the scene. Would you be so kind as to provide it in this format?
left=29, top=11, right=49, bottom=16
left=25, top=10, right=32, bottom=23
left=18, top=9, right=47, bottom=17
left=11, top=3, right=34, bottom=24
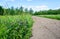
left=0, top=0, right=60, bottom=11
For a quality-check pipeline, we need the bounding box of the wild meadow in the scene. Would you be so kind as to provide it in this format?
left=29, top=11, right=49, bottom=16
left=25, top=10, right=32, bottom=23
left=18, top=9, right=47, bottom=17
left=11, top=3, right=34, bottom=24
left=0, top=14, right=33, bottom=39
left=38, top=15, right=60, bottom=20
left=34, top=9, right=60, bottom=20
left=0, top=6, right=33, bottom=39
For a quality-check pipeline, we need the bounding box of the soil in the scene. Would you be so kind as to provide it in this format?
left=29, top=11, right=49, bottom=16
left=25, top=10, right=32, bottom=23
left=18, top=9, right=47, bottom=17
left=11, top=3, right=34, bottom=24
left=30, top=16, right=60, bottom=39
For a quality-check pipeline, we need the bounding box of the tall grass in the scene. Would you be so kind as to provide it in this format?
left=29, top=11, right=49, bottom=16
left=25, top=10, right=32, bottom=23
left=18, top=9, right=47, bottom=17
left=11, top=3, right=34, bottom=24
left=38, top=15, right=60, bottom=20
left=0, top=14, right=33, bottom=39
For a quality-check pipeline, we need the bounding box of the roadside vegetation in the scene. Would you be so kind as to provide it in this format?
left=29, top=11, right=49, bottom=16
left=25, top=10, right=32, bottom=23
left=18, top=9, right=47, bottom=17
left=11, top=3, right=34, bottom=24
left=34, top=9, right=60, bottom=20
left=38, top=15, right=60, bottom=20
left=0, top=6, right=33, bottom=39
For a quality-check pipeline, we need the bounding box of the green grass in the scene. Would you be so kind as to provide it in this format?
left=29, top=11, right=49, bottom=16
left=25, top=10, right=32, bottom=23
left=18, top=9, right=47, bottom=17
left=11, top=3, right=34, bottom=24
left=38, top=15, right=60, bottom=20
left=0, top=14, right=33, bottom=39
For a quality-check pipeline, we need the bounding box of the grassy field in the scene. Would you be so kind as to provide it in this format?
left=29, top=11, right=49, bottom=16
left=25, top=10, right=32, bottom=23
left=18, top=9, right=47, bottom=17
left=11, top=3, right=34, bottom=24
left=0, top=14, right=33, bottom=39
left=38, top=15, right=60, bottom=20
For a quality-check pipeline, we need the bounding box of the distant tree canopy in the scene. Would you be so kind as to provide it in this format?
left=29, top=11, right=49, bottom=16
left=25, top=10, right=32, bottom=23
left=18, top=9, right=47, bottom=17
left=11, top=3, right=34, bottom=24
left=0, top=6, right=60, bottom=15
left=0, top=6, right=4, bottom=15
left=25, top=8, right=28, bottom=13
left=19, top=6, right=23, bottom=14
left=29, top=8, right=33, bottom=14
left=34, top=9, right=60, bottom=15
left=0, top=6, right=33, bottom=15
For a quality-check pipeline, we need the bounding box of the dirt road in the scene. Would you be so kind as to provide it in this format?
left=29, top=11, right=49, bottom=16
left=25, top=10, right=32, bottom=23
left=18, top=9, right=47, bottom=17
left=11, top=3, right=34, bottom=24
left=30, top=16, right=60, bottom=39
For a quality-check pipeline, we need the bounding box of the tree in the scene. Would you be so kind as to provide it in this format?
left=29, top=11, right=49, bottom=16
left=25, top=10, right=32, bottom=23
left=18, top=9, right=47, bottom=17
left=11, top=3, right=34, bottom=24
left=10, top=7, right=15, bottom=15
left=5, top=8, right=10, bottom=15
left=57, top=9, right=60, bottom=14
left=19, top=6, right=23, bottom=14
left=15, top=8, right=19, bottom=15
left=0, top=6, right=4, bottom=15
left=29, top=8, right=33, bottom=14
left=25, top=8, right=28, bottom=13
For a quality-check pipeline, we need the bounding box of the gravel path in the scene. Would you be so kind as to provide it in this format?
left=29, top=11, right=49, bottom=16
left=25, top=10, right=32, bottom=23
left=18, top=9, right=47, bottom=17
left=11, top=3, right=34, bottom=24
left=30, top=16, right=60, bottom=39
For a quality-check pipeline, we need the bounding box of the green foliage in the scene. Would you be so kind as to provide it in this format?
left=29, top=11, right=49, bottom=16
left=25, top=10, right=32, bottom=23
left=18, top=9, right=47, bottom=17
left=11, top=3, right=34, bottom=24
left=0, top=14, right=33, bottom=39
left=0, top=6, right=4, bottom=15
left=29, top=8, right=33, bottom=15
left=34, top=9, right=60, bottom=15
left=19, top=6, right=24, bottom=14
left=15, top=8, right=20, bottom=15
left=25, top=8, right=29, bottom=13
left=0, top=6, right=34, bottom=15
left=3, top=6, right=34, bottom=15
left=38, top=15, right=60, bottom=20
left=9, top=7, right=15, bottom=15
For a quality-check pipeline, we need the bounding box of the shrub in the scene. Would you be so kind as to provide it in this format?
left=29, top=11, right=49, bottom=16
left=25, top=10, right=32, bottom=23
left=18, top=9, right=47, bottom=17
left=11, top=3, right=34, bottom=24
left=0, top=6, right=4, bottom=15
left=0, top=14, right=33, bottom=39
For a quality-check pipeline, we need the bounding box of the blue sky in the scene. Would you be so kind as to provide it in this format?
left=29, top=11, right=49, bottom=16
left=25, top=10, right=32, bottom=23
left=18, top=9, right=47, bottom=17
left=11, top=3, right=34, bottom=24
left=0, top=0, right=60, bottom=11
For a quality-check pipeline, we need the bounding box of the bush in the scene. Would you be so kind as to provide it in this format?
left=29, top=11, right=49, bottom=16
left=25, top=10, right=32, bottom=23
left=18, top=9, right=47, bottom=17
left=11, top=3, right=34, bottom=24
left=0, top=6, right=4, bottom=15
left=0, top=14, right=33, bottom=39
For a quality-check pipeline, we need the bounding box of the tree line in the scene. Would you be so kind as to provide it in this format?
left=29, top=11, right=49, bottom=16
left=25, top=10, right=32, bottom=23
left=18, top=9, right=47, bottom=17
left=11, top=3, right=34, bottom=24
left=34, top=9, right=60, bottom=15
left=0, top=6, right=60, bottom=15
left=0, top=6, right=33, bottom=15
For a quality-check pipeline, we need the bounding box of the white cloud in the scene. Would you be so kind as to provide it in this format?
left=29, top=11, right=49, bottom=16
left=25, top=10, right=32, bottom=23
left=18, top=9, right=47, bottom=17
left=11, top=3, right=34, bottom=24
left=55, top=7, right=60, bottom=9
left=23, top=5, right=49, bottom=11
left=47, top=6, right=60, bottom=10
